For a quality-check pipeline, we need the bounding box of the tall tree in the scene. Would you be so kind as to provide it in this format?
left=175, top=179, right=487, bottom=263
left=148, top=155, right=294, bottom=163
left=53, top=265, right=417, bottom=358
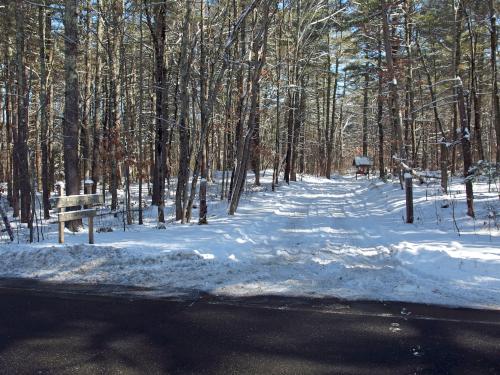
left=229, top=0, right=273, bottom=215
left=175, top=0, right=192, bottom=223
left=15, top=2, right=32, bottom=226
left=39, top=1, right=52, bottom=219
left=63, top=0, right=81, bottom=231
left=381, top=0, right=406, bottom=178
left=489, top=0, right=500, bottom=164
left=145, top=0, right=168, bottom=223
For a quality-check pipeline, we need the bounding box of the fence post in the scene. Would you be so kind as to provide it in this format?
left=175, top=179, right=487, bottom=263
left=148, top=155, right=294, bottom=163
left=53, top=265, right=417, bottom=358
left=405, top=171, right=414, bottom=224
left=85, top=180, right=94, bottom=244
left=88, top=215, right=94, bottom=244
left=56, top=183, right=64, bottom=244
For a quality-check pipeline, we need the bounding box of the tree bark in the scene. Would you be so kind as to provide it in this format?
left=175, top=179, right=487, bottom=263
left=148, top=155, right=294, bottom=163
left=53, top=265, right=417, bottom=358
left=15, top=3, right=32, bottom=226
left=39, top=2, right=52, bottom=219
left=228, top=0, right=272, bottom=215
left=81, top=0, right=92, bottom=186
left=108, top=1, right=123, bottom=212
left=381, top=0, right=406, bottom=175
left=456, top=79, right=474, bottom=218
left=91, top=1, right=102, bottom=194
left=146, top=2, right=167, bottom=222
left=138, top=4, right=145, bottom=225
left=362, top=62, right=369, bottom=157
left=63, top=0, right=81, bottom=231
left=377, top=39, right=385, bottom=179
left=489, top=0, right=500, bottom=164
left=175, top=0, right=192, bottom=223
left=451, top=2, right=464, bottom=175
left=251, top=83, right=261, bottom=186
left=326, top=55, right=339, bottom=179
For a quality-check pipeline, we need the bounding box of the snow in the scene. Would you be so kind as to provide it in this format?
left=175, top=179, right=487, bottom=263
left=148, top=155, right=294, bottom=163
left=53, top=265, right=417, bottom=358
left=0, top=174, right=499, bottom=309
left=464, top=128, right=470, bottom=140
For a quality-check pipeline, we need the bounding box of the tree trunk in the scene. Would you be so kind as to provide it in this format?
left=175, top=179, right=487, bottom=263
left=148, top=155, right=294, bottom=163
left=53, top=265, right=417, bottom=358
left=251, top=83, right=261, bottom=186
left=456, top=79, right=474, bottom=218
left=146, top=3, right=167, bottom=218
left=451, top=2, right=464, bottom=175
left=81, top=0, right=92, bottom=187
left=404, top=1, right=416, bottom=165
left=324, top=35, right=332, bottom=177
left=272, top=20, right=282, bottom=191
left=284, top=93, right=294, bottom=184
left=15, top=3, right=32, bottom=226
left=377, top=39, right=385, bottom=179
left=138, top=4, right=144, bottom=225
left=108, top=1, right=123, bottom=212
left=362, top=63, right=369, bottom=157
left=489, top=0, right=500, bottom=164
left=198, top=0, right=209, bottom=225
left=382, top=0, right=406, bottom=175
left=4, top=37, right=14, bottom=211
left=326, top=56, right=339, bottom=179
left=39, top=3, right=52, bottom=220
left=229, top=0, right=272, bottom=215
left=63, top=0, right=81, bottom=231
left=91, top=2, right=102, bottom=194
left=175, top=0, right=192, bottom=223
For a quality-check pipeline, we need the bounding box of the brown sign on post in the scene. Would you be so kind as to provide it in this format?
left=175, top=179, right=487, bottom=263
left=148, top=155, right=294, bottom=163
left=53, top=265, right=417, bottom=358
left=51, top=194, right=103, bottom=244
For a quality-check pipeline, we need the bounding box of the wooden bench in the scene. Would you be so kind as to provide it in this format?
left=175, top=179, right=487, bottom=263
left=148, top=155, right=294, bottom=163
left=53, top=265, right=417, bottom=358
left=50, top=194, right=103, bottom=244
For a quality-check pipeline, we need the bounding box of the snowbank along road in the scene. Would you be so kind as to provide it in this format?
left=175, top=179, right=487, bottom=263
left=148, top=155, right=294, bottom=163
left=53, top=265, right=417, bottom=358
left=0, top=175, right=499, bottom=309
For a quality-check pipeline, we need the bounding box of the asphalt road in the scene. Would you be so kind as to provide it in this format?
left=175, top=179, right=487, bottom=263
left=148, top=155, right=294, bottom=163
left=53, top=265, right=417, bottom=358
left=0, top=279, right=499, bottom=375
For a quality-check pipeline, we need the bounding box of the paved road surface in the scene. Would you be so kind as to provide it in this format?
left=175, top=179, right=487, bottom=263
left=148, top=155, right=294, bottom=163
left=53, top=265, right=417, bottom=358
left=0, top=279, right=499, bottom=374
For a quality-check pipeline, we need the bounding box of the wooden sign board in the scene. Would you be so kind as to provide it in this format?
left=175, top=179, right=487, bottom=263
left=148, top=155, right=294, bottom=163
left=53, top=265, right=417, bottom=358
left=51, top=194, right=103, bottom=209
left=58, top=208, right=96, bottom=222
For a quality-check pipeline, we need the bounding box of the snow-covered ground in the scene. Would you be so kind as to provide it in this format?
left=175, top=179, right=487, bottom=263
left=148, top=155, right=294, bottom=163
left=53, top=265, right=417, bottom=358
left=0, top=173, right=499, bottom=309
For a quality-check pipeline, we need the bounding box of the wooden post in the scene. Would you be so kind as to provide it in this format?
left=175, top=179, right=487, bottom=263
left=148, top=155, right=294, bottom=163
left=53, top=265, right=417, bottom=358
left=84, top=179, right=93, bottom=209
left=56, top=185, right=64, bottom=244
left=84, top=179, right=93, bottom=195
left=88, top=215, right=94, bottom=244
left=85, top=180, right=94, bottom=244
left=59, top=221, right=64, bottom=244
left=405, top=171, right=414, bottom=224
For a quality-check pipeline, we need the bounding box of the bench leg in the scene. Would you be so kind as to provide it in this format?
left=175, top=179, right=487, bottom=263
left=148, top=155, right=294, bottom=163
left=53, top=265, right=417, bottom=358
left=58, top=221, right=64, bottom=244
left=89, top=216, right=94, bottom=244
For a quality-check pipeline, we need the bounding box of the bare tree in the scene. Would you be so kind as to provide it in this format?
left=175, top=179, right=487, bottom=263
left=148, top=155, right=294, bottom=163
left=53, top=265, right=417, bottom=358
left=63, top=0, right=81, bottom=231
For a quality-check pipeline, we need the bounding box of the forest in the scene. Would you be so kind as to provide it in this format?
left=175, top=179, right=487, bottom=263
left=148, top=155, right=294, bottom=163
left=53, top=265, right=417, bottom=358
left=0, top=0, right=498, bottom=236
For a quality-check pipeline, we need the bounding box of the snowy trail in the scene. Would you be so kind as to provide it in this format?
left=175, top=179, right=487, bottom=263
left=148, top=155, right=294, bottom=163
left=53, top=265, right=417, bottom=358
left=0, top=174, right=499, bottom=309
